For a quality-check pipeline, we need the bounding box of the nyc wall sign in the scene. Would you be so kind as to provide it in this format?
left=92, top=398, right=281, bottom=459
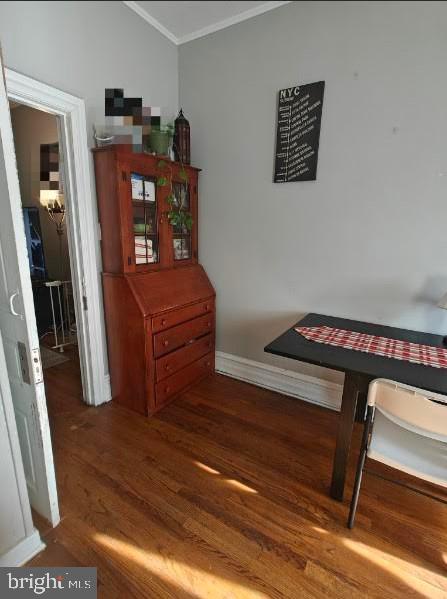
left=274, top=81, right=325, bottom=182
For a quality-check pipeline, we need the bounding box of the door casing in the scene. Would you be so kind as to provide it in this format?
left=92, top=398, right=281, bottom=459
left=5, top=68, right=111, bottom=408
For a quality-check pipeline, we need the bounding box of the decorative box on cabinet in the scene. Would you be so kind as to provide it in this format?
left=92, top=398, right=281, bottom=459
left=93, top=145, right=215, bottom=416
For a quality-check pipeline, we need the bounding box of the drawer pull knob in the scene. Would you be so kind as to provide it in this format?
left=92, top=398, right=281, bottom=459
left=164, top=364, right=171, bottom=371
left=206, top=361, right=211, bottom=367
left=161, top=319, right=167, bottom=326
left=165, top=387, right=170, bottom=393
left=207, top=322, right=211, bottom=327
left=205, top=304, right=210, bottom=311
left=188, top=338, right=195, bottom=344
left=163, top=340, right=169, bottom=347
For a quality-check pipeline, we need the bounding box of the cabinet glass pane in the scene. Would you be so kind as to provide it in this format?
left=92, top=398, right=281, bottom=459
left=172, top=182, right=191, bottom=261
left=173, top=182, right=189, bottom=210
left=173, top=226, right=191, bottom=261
left=131, top=173, right=159, bottom=264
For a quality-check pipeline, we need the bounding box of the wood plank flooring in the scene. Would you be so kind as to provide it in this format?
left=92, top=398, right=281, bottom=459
left=29, top=356, right=447, bottom=598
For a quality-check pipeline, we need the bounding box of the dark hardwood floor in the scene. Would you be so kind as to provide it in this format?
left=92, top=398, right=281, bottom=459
left=29, top=354, right=447, bottom=598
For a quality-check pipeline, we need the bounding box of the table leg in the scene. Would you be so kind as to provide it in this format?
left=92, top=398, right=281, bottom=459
left=330, top=372, right=360, bottom=501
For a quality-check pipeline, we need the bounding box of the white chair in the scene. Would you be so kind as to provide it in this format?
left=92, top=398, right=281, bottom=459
left=348, top=378, right=447, bottom=528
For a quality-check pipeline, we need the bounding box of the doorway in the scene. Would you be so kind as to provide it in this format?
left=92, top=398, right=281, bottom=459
left=10, top=100, right=84, bottom=419
left=6, top=67, right=111, bottom=410
left=10, top=102, right=80, bottom=369
left=0, top=66, right=111, bottom=537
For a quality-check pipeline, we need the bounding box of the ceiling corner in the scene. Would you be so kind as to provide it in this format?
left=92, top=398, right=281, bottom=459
left=123, top=1, right=293, bottom=47
left=122, top=1, right=179, bottom=45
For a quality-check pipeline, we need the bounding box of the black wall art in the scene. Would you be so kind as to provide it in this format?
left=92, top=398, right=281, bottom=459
left=274, top=81, right=325, bottom=183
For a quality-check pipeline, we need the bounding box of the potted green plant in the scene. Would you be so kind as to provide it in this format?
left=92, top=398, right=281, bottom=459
left=149, top=122, right=174, bottom=156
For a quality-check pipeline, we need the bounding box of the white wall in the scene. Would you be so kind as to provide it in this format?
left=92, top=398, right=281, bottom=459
left=11, top=105, right=71, bottom=280
left=179, top=0, right=447, bottom=383
left=0, top=2, right=179, bottom=125
left=0, top=0, right=179, bottom=375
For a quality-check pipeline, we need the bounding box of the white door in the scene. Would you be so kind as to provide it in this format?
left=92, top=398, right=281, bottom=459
left=0, top=53, right=59, bottom=526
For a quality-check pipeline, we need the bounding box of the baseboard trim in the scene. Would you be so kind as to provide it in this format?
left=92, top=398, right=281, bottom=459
left=102, top=374, right=112, bottom=404
left=88, top=374, right=112, bottom=407
left=0, top=529, right=45, bottom=567
left=215, top=351, right=343, bottom=411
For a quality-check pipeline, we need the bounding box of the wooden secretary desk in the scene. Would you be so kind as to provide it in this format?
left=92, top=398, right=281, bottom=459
left=93, top=145, right=215, bottom=416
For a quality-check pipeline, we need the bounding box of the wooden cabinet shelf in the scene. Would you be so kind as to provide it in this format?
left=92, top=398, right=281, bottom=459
left=93, top=145, right=215, bottom=416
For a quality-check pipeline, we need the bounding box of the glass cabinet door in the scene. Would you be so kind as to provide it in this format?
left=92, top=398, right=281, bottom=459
left=172, top=181, right=191, bottom=261
left=131, top=173, right=159, bottom=265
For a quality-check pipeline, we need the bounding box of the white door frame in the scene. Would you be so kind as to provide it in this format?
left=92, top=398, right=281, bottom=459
left=5, top=68, right=111, bottom=407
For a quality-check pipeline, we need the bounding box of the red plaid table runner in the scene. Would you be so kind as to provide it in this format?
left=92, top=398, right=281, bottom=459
left=295, top=325, right=447, bottom=369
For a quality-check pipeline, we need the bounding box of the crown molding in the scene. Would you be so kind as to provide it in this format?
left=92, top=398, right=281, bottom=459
left=122, top=1, right=179, bottom=45
left=122, top=1, right=292, bottom=46
left=178, top=1, right=292, bottom=44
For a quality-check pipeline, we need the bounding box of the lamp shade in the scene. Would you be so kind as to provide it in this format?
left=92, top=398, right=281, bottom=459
left=40, top=190, right=64, bottom=211
left=39, top=189, right=59, bottom=208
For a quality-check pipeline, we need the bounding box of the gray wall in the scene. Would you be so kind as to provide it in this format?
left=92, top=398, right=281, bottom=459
left=179, top=0, right=447, bottom=383
left=0, top=1, right=178, bottom=125
left=11, top=105, right=71, bottom=281
left=0, top=0, right=178, bottom=376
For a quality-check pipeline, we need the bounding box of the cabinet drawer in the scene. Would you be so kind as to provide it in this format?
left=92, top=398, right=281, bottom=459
left=152, top=298, right=214, bottom=333
left=154, top=313, right=214, bottom=358
left=155, top=351, right=214, bottom=406
left=156, top=333, right=214, bottom=382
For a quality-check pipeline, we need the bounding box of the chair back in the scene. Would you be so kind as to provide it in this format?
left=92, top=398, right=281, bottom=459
left=368, top=379, right=447, bottom=442
left=366, top=379, right=447, bottom=488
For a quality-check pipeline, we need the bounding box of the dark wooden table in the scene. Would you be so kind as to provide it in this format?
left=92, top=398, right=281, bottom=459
left=265, top=312, right=447, bottom=501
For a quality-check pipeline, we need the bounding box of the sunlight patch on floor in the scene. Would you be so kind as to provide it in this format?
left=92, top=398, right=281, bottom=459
left=94, top=532, right=268, bottom=599
left=342, top=537, right=446, bottom=597
left=194, top=460, right=258, bottom=494
left=226, top=479, right=258, bottom=494
left=194, top=460, right=220, bottom=474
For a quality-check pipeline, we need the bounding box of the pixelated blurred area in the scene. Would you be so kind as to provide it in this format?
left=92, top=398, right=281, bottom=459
left=40, top=143, right=59, bottom=191
left=95, top=88, right=161, bottom=151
